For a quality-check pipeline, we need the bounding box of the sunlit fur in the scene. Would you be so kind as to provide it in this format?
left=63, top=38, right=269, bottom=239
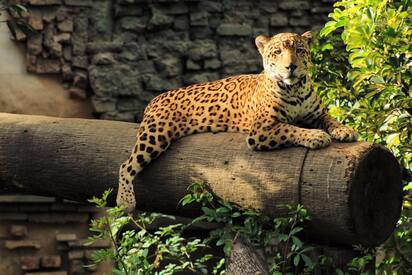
left=257, top=32, right=312, bottom=85
left=116, top=31, right=357, bottom=213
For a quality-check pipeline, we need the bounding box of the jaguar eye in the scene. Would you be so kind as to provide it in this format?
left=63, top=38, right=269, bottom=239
left=274, top=49, right=281, bottom=55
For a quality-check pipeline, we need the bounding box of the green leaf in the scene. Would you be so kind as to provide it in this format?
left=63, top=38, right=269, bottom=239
left=293, top=254, right=300, bottom=266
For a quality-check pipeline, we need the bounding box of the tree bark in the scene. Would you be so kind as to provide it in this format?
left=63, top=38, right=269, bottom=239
left=225, top=234, right=269, bottom=275
left=0, top=113, right=403, bottom=247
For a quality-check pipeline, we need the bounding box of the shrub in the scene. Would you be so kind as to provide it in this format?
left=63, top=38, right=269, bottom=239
left=312, top=0, right=412, bottom=273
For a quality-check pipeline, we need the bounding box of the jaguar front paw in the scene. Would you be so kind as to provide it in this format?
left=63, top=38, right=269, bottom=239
left=330, top=126, right=358, bottom=142
left=302, top=130, right=332, bottom=149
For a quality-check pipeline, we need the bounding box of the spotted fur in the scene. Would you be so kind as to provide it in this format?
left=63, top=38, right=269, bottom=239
left=117, top=32, right=357, bottom=212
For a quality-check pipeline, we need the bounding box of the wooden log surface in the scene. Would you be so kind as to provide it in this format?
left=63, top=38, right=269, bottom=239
left=0, top=113, right=403, bottom=247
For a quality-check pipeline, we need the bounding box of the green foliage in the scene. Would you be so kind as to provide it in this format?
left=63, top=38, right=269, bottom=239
left=312, top=0, right=412, bottom=273
left=181, top=182, right=315, bottom=274
left=87, top=189, right=213, bottom=275
left=0, top=1, right=37, bottom=38
left=88, top=185, right=319, bottom=274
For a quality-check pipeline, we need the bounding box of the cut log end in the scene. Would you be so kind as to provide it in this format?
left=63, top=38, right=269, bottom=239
left=349, top=144, right=403, bottom=246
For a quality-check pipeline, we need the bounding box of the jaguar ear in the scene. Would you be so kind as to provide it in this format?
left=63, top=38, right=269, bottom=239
left=301, top=31, right=313, bottom=46
left=255, top=35, right=270, bottom=55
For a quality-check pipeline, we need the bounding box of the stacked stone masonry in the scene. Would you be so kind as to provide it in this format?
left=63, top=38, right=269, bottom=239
left=0, top=194, right=111, bottom=275
left=11, top=0, right=334, bottom=121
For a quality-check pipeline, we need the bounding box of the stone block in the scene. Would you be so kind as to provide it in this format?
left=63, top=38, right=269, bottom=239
left=43, top=23, right=56, bottom=49
left=114, top=5, right=143, bottom=17
left=100, top=111, right=137, bottom=122
left=64, top=0, right=91, bottom=6
left=87, top=41, right=123, bottom=54
left=190, top=26, right=213, bottom=40
left=190, top=11, right=209, bottom=26
left=54, top=33, right=71, bottom=44
left=0, top=205, right=19, bottom=212
left=183, top=72, right=219, bottom=85
left=41, top=255, right=62, bottom=268
left=69, top=87, right=87, bottom=100
left=72, top=56, right=88, bottom=69
left=188, top=40, right=217, bottom=61
left=311, top=6, right=333, bottom=13
left=42, top=10, right=57, bottom=23
left=35, top=58, right=61, bottom=73
left=68, top=239, right=111, bottom=248
left=0, top=195, right=55, bottom=203
left=216, top=23, right=252, bottom=36
left=198, top=1, right=223, bottom=12
left=173, top=15, right=189, bottom=31
left=19, top=204, right=49, bottom=212
left=289, top=17, right=311, bottom=26
left=49, top=41, right=63, bottom=57
left=5, top=240, right=41, bottom=249
left=28, top=14, right=44, bottom=30
left=89, top=65, right=144, bottom=97
left=63, top=46, right=72, bottom=61
left=20, top=255, right=40, bottom=270
left=117, top=0, right=134, bottom=4
left=117, top=98, right=145, bottom=112
left=148, top=9, right=174, bottom=30
left=50, top=203, right=78, bottom=212
left=69, top=260, right=87, bottom=275
left=62, top=63, right=73, bottom=80
left=204, top=58, right=222, bottom=70
left=270, top=13, right=288, bottom=27
left=91, top=52, right=115, bottom=65
left=10, top=225, right=28, bottom=237
left=279, top=1, right=310, bottom=10
left=91, top=97, right=117, bottom=113
left=260, top=2, right=278, bottom=13
left=27, top=213, right=89, bottom=223
left=29, top=0, right=62, bottom=5
left=26, top=54, right=37, bottom=73
left=73, top=71, right=88, bottom=89
left=27, top=33, right=42, bottom=55
left=160, top=2, right=188, bottom=15
left=12, top=27, right=27, bottom=41
left=134, top=60, right=156, bottom=74
left=76, top=205, right=100, bottom=212
left=68, top=250, right=84, bottom=260
left=142, top=74, right=178, bottom=92
left=120, top=16, right=146, bottom=33
left=186, top=59, right=201, bottom=70
left=57, top=18, right=73, bottom=32
left=72, top=16, right=88, bottom=55
left=56, top=233, right=78, bottom=242
left=118, top=42, right=145, bottom=62
left=220, top=48, right=242, bottom=66
left=154, top=57, right=182, bottom=77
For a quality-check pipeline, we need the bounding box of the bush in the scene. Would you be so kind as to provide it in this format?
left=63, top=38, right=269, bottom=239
left=312, top=0, right=412, bottom=273
left=87, top=186, right=317, bottom=274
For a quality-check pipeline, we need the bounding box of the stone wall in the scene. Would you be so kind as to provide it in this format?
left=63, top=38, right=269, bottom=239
left=12, top=0, right=334, bottom=121
left=0, top=194, right=111, bottom=275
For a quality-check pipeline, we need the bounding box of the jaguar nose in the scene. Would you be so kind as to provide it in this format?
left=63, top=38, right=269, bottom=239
left=285, top=64, right=297, bottom=72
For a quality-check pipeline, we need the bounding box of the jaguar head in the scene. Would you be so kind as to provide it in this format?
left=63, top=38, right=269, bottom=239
left=256, top=32, right=313, bottom=85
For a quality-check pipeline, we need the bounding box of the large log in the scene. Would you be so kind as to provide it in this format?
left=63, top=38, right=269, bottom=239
left=0, top=113, right=402, bottom=246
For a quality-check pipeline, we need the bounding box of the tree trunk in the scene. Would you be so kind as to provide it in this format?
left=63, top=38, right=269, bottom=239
left=225, top=234, right=269, bottom=275
left=0, top=113, right=403, bottom=247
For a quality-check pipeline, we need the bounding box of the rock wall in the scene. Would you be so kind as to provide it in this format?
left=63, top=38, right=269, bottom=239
left=13, top=0, right=334, bottom=121
left=0, top=195, right=111, bottom=275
